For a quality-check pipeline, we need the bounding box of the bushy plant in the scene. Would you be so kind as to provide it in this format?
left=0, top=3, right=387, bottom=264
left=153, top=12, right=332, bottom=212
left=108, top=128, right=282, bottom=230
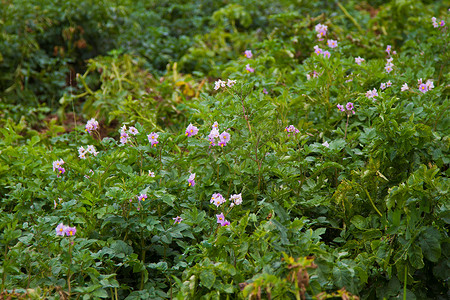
left=1, top=1, right=449, bottom=299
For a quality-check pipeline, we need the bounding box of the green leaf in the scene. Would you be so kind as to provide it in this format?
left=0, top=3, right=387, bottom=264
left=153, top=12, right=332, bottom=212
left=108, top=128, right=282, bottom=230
left=418, top=227, right=441, bottom=262
left=92, top=288, right=109, bottom=298
left=351, top=215, right=366, bottom=230
left=200, top=269, right=216, bottom=289
left=408, top=244, right=424, bottom=269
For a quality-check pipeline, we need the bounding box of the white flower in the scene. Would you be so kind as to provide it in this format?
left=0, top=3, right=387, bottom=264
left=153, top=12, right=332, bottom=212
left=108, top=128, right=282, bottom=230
left=401, top=83, right=409, bottom=91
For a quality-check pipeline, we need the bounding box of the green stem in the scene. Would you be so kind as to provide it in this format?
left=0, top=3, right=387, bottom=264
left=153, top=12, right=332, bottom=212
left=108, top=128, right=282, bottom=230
left=344, top=114, right=349, bottom=140
left=1, top=245, right=8, bottom=292
left=68, top=241, right=73, bottom=299
left=363, top=188, right=382, bottom=217
left=403, top=264, right=407, bottom=300
left=337, top=2, right=364, bottom=34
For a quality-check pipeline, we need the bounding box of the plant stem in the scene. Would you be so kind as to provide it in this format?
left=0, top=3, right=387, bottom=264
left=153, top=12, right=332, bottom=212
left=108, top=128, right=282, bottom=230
left=403, top=264, right=407, bottom=300
left=363, top=188, right=383, bottom=217
left=68, top=241, right=73, bottom=299
left=344, top=114, right=349, bottom=140
left=1, top=245, right=7, bottom=292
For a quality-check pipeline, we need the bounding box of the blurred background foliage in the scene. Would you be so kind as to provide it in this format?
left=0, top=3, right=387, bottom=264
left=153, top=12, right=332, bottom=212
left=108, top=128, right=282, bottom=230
left=1, top=0, right=447, bottom=128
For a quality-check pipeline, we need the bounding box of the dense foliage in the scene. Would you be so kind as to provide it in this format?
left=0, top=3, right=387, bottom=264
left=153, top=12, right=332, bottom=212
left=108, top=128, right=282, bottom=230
left=0, top=1, right=449, bottom=299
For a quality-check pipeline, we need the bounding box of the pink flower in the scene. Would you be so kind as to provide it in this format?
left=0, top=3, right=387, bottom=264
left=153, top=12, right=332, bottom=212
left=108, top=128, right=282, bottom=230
left=185, top=124, right=199, bottom=137
left=55, top=223, right=67, bottom=236
left=366, top=88, right=378, bottom=101
left=327, top=39, right=338, bottom=48
left=188, top=173, right=195, bottom=187
left=263, top=88, right=268, bottom=94
left=355, top=57, right=365, bottom=65
left=138, top=194, right=147, bottom=202
left=322, top=51, right=331, bottom=59
left=244, top=50, right=253, bottom=58
left=245, top=64, right=255, bottom=73
left=401, top=83, right=409, bottom=91
left=385, top=65, right=393, bottom=73
left=313, top=45, right=323, bottom=55
left=285, top=125, right=300, bottom=135
left=64, top=226, right=77, bottom=237
left=229, top=193, right=242, bottom=207
left=57, top=167, right=65, bottom=177
left=380, top=83, right=386, bottom=90
left=52, top=159, right=65, bottom=172
left=337, top=104, right=345, bottom=112
left=315, top=23, right=328, bottom=38
left=216, top=213, right=225, bottom=224
left=386, top=45, right=391, bottom=55
left=227, top=79, right=236, bottom=87
left=173, top=216, right=183, bottom=224
left=219, top=131, right=231, bottom=145
left=322, top=141, right=329, bottom=148
left=419, top=83, right=428, bottom=93
left=85, top=118, right=99, bottom=133
left=211, top=193, right=226, bottom=207
left=214, top=79, right=225, bottom=90
left=147, top=132, right=159, bottom=146
left=129, top=127, right=139, bottom=135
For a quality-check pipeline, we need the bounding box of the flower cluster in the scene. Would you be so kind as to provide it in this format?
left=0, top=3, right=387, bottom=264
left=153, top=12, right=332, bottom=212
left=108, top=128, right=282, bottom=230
left=138, top=194, right=147, bottom=202
left=52, top=159, right=65, bottom=176
left=337, top=102, right=355, bottom=114
left=365, top=88, right=379, bottom=101
left=214, top=79, right=236, bottom=90
left=244, top=50, right=252, bottom=58
left=355, top=57, right=365, bottom=65
left=432, top=17, right=445, bottom=28
left=188, top=173, right=195, bottom=187
left=85, top=118, right=98, bottom=133
left=327, top=39, right=338, bottom=48
left=380, top=80, right=392, bottom=90
left=185, top=124, right=199, bottom=137
left=306, top=70, right=319, bottom=80
left=315, top=23, right=328, bottom=39
left=313, top=45, right=330, bottom=58
left=418, top=78, right=434, bottom=93
left=229, top=193, right=242, bottom=208
left=78, top=145, right=98, bottom=159
left=216, top=213, right=230, bottom=227
left=210, top=193, right=226, bottom=207
left=285, top=125, right=300, bottom=136
left=147, top=132, right=159, bottom=147
left=173, top=216, right=183, bottom=224
left=55, top=223, right=76, bottom=237
left=245, top=64, right=255, bottom=73
left=208, top=122, right=231, bottom=147
left=385, top=57, right=394, bottom=73
left=120, top=125, right=129, bottom=144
